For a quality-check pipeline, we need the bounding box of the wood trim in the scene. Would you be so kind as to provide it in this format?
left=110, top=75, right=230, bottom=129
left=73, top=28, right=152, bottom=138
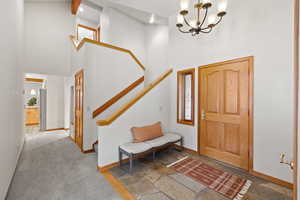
left=294, top=0, right=299, bottom=199
left=250, top=170, right=293, bottom=189
left=248, top=57, right=254, bottom=172
left=25, top=123, right=39, bottom=126
left=97, top=69, right=173, bottom=126
left=25, top=78, right=44, bottom=83
left=69, top=35, right=145, bottom=71
left=97, top=159, right=130, bottom=172
left=173, top=144, right=198, bottom=155
left=197, top=56, right=254, bottom=171
left=93, top=76, right=145, bottom=118
left=177, top=68, right=195, bottom=126
left=43, top=128, right=65, bottom=132
left=100, top=169, right=135, bottom=200
left=71, top=0, right=82, bottom=15
left=83, top=149, right=94, bottom=153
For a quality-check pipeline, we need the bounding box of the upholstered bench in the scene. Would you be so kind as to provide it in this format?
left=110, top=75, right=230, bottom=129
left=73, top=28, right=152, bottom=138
left=119, top=133, right=183, bottom=173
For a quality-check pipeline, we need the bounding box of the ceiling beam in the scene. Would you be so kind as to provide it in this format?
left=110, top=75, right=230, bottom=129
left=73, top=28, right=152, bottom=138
left=71, top=0, right=82, bottom=15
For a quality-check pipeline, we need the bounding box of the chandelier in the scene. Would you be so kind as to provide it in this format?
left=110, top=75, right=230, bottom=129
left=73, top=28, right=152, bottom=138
left=176, top=0, right=227, bottom=36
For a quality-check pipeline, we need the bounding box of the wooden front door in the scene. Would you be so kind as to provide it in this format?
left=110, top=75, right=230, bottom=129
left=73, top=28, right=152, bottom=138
left=199, top=57, right=253, bottom=170
left=75, top=70, right=84, bottom=151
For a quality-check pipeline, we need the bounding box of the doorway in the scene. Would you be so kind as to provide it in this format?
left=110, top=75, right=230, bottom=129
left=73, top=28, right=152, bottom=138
left=75, top=70, right=84, bottom=151
left=24, top=78, right=44, bottom=134
left=198, top=56, right=253, bottom=170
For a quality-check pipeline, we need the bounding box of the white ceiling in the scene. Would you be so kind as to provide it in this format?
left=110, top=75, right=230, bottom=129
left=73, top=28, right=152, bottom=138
left=104, top=0, right=180, bottom=17
left=110, top=3, right=168, bottom=25
left=24, top=0, right=71, bottom=2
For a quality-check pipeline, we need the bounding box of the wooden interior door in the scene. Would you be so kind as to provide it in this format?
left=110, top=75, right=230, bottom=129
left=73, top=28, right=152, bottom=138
left=75, top=70, right=84, bottom=150
left=199, top=57, right=253, bottom=170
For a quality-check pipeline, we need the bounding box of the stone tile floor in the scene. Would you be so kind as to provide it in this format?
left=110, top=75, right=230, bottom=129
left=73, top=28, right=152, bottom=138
left=109, top=149, right=292, bottom=200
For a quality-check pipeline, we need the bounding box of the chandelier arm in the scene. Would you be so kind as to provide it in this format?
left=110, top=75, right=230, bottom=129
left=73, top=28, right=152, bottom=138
left=183, top=15, right=193, bottom=29
left=178, top=27, right=191, bottom=34
left=199, top=7, right=208, bottom=29
left=200, top=27, right=213, bottom=33
left=214, top=16, right=223, bottom=26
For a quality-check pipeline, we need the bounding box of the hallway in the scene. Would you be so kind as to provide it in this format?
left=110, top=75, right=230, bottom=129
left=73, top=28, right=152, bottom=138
left=6, top=131, right=121, bottom=200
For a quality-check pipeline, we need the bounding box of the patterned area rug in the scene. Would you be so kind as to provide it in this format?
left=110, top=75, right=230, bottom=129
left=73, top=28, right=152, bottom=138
left=170, top=157, right=252, bottom=200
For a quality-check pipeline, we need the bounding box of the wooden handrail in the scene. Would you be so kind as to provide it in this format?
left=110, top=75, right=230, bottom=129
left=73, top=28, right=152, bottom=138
left=97, top=69, right=173, bottom=126
left=92, top=76, right=145, bottom=118
left=69, top=35, right=145, bottom=71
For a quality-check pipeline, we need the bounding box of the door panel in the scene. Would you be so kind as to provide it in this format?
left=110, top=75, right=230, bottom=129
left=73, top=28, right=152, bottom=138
left=199, top=57, right=251, bottom=170
left=206, top=121, right=221, bottom=149
left=75, top=70, right=84, bottom=151
left=224, top=70, right=240, bottom=115
left=206, top=71, right=220, bottom=113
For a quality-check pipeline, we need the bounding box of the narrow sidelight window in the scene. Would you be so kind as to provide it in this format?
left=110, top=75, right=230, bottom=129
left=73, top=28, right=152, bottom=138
left=177, top=68, right=195, bottom=126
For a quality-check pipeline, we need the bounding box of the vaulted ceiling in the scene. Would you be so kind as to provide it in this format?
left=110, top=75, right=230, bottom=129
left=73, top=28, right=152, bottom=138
left=105, top=0, right=180, bottom=17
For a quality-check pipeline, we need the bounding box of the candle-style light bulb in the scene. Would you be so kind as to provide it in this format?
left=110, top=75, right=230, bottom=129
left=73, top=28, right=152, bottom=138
left=180, top=0, right=189, bottom=11
left=208, top=14, right=216, bottom=27
left=177, top=14, right=184, bottom=25
left=218, top=0, right=227, bottom=12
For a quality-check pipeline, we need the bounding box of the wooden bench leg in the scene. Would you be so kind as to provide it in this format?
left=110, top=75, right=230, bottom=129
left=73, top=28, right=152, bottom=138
left=129, top=154, right=133, bottom=174
left=119, top=148, right=123, bottom=168
left=180, top=138, right=184, bottom=151
left=152, top=151, right=156, bottom=161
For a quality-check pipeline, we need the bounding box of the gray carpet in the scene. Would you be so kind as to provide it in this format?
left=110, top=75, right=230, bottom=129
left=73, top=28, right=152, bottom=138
left=6, top=131, right=121, bottom=200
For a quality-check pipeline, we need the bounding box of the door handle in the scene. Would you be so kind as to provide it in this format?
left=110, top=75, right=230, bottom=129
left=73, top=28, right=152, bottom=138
left=280, top=153, right=294, bottom=170
left=201, top=110, right=206, bottom=120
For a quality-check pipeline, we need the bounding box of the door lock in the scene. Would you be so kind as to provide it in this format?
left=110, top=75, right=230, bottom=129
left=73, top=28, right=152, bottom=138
left=280, top=153, right=294, bottom=170
left=201, top=110, right=206, bottom=120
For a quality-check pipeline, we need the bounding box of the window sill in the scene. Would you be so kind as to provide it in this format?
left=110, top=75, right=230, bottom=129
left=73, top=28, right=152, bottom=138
left=177, top=120, right=194, bottom=126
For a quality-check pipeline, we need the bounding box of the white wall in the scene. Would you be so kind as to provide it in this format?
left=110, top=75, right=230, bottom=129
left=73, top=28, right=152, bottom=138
left=168, top=0, right=293, bottom=183
left=46, top=75, right=65, bottom=129
left=76, top=17, right=99, bottom=29
left=24, top=2, right=75, bottom=76
left=100, top=7, right=146, bottom=65
left=145, top=24, right=169, bottom=83
left=0, top=0, right=24, bottom=199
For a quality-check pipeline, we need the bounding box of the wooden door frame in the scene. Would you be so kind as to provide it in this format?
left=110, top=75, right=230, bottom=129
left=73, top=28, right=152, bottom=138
left=75, top=69, right=84, bottom=152
left=294, top=0, right=299, bottom=199
left=197, top=56, right=254, bottom=171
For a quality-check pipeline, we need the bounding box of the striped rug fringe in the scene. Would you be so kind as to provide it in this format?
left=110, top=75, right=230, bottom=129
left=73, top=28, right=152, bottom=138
left=233, top=180, right=252, bottom=200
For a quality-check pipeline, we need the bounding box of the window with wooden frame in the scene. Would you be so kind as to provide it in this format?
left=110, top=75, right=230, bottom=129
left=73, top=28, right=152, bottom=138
left=77, top=24, right=100, bottom=41
left=177, top=68, right=195, bottom=126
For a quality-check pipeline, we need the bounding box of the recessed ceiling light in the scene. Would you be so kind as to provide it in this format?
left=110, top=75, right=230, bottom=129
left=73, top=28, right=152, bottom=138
left=79, top=7, right=84, bottom=12
left=149, top=14, right=155, bottom=24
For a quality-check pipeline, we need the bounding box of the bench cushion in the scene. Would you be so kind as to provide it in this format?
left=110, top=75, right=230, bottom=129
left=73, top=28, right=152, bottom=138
left=120, top=142, right=152, bottom=154
left=145, top=133, right=182, bottom=148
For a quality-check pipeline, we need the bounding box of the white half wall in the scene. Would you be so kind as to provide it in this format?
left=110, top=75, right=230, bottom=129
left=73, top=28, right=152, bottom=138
left=24, top=2, right=75, bottom=76
left=0, top=0, right=24, bottom=199
left=98, top=74, right=171, bottom=167
left=168, top=0, right=293, bottom=183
